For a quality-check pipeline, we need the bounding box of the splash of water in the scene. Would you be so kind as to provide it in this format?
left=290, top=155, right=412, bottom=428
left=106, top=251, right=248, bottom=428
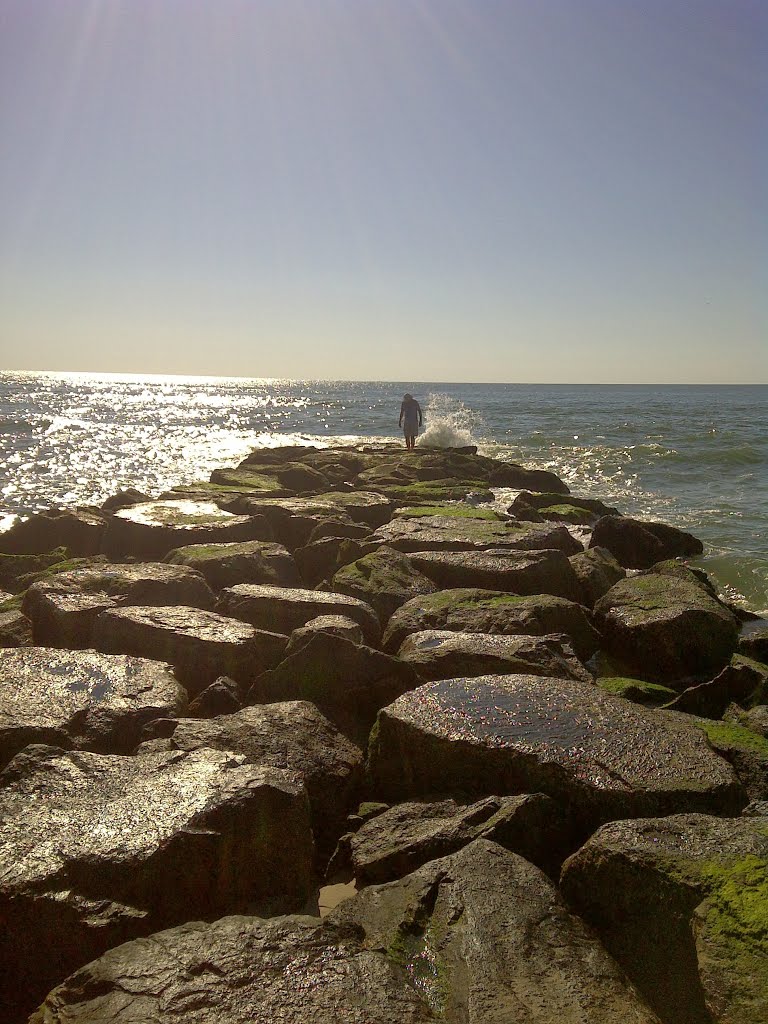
left=419, top=393, right=485, bottom=448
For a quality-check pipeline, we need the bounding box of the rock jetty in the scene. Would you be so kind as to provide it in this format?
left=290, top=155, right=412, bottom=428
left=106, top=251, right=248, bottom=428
left=1, top=442, right=766, bottom=1024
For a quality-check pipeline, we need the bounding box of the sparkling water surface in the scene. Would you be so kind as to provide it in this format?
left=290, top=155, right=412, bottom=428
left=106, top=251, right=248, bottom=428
left=1, top=372, right=766, bottom=613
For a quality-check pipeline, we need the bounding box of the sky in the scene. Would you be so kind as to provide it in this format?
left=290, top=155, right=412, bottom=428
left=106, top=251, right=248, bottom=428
left=0, top=0, right=765, bottom=383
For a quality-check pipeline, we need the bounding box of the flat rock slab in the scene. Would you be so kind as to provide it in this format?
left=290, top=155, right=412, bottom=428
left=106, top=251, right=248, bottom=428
left=249, top=631, right=420, bottom=745
left=21, top=562, right=215, bottom=647
left=561, top=813, right=768, bottom=1024
left=408, top=548, right=583, bottom=600
left=382, top=589, right=600, bottom=660
left=594, top=573, right=740, bottom=686
left=397, top=629, right=593, bottom=683
left=373, top=516, right=582, bottom=554
left=92, top=604, right=288, bottom=695
left=234, top=491, right=395, bottom=529
left=329, top=838, right=661, bottom=1023
left=341, top=793, right=570, bottom=883
left=331, top=547, right=439, bottom=626
left=0, top=647, right=186, bottom=768
left=165, top=539, right=301, bottom=590
left=160, top=701, right=363, bottom=861
left=369, top=674, right=746, bottom=828
left=218, top=583, right=381, bottom=645
left=0, top=744, right=313, bottom=1023
left=103, top=500, right=273, bottom=559
left=31, top=914, right=438, bottom=1024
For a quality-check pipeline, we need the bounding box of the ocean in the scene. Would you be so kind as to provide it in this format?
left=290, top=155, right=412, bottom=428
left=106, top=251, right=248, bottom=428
left=1, top=371, right=766, bottom=615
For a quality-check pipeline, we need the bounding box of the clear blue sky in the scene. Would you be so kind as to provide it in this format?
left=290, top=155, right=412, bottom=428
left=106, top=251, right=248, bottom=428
left=1, top=0, right=765, bottom=382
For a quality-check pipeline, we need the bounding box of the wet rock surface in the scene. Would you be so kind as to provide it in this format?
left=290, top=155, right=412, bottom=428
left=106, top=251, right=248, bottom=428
left=157, top=701, right=363, bottom=861
left=373, top=514, right=581, bottom=554
left=0, top=744, right=313, bottom=1023
left=165, top=539, right=301, bottom=590
left=1, top=443, right=759, bottom=1021
left=396, top=629, right=593, bottom=683
left=594, top=571, right=740, bottom=685
left=382, top=588, right=600, bottom=659
left=369, top=674, right=746, bottom=827
left=337, top=792, right=570, bottom=883
left=22, top=561, right=215, bottom=647
left=92, top=604, right=288, bottom=694
left=0, top=647, right=187, bottom=768
left=407, top=548, right=583, bottom=600
left=103, top=500, right=273, bottom=559
left=331, top=546, right=439, bottom=625
left=329, top=838, right=661, bottom=1023
left=217, top=583, right=381, bottom=645
left=31, top=914, right=439, bottom=1024
left=560, top=813, right=768, bottom=1024
left=249, top=631, right=420, bottom=744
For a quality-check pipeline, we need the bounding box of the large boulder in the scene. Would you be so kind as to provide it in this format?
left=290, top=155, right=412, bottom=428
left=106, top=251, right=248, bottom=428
left=102, top=500, right=273, bottom=559
left=248, top=631, right=420, bottom=744
left=21, top=562, right=215, bottom=647
left=0, top=547, right=74, bottom=592
left=589, top=514, right=703, bottom=569
left=156, top=701, right=363, bottom=862
left=0, top=607, right=32, bottom=647
left=286, top=613, right=364, bottom=651
left=329, top=839, right=660, bottom=1023
left=337, top=793, right=571, bottom=884
left=368, top=675, right=746, bottom=830
left=0, top=508, right=107, bottom=556
left=217, top=583, right=381, bottom=646
left=509, top=491, right=620, bottom=522
left=560, top=813, right=768, bottom=1024
left=738, top=625, right=768, bottom=664
left=408, top=548, right=583, bottom=600
left=594, top=572, right=740, bottom=686
left=295, top=535, right=376, bottom=587
left=31, top=915, right=438, bottom=1024
left=330, top=547, right=439, bottom=625
left=685, top=716, right=768, bottom=802
left=569, top=546, right=626, bottom=606
left=92, top=605, right=288, bottom=695
left=165, top=539, right=301, bottom=590
left=0, top=744, right=313, bottom=1024
left=396, top=629, right=593, bottom=683
left=0, top=647, right=186, bottom=768
left=664, top=655, right=768, bottom=719
left=382, top=589, right=600, bottom=660
left=373, top=515, right=582, bottom=554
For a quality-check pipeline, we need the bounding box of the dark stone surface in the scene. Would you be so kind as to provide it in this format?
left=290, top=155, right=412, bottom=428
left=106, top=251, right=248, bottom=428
left=338, top=793, right=571, bottom=883
left=369, top=674, right=746, bottom=829
left=162, top=701, right=363, bottom=863
left=103, top=500, right=273, bottom=559
left=331, top=547, right=439, bottom=626
left=589, top=514, right=704, bottom=569
left=0, top=647, right=187, bottom=768
left=165, top=539, right=301, bottom=590
left=382, top=588, right=600, bottom=660
left=407, top=548, right=583, bottom=600
left=329, top=838, right=660, bottom=1023
left=509, top=491, right=620, bottom=520
left=286, top=613, right=364, bottom=653
left=0, top=507, right=107, bottom=556
left=31, top=914, right=438, bottom=1024
left=22, top=561, right=215, bottom=647
left=569, top=546, right=626, bottom=606
left=0, top=607, right=32, bottom=647
left=0, top=744, right=313, bottom=1024
left=91, top=604, right=288, bottom=695
left=561, top=813, right=768, bottom=1024
left=217, top=583, right=381, bottom=646
left=249, top=631, right=420, bottom=745
left=738, top=624, right=768, bottom=664
left=664, top=655, right=768, bottom=719
left=594, top=573, right=740, bottom=686
left=396, top=629, right=593, bottom=683
left=373, top=515, right=582, bottom=554
left=186, top=675, right=243, bottom=717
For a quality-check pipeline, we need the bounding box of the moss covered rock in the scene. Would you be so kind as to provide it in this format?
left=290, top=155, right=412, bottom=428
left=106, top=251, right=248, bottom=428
left=561, top=813, right=768, bottom=1024
left=165, top=539, right=301, bottom=590
left=331, top=547, right=438, bottom=626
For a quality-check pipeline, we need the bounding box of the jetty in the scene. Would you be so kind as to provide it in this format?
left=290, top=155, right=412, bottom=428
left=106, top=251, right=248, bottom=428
left=0, top=443, right=766, bottom=1023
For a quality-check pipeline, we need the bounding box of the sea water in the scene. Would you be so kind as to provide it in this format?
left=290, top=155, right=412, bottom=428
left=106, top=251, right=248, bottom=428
left=1, top=372, right=766, bottom=614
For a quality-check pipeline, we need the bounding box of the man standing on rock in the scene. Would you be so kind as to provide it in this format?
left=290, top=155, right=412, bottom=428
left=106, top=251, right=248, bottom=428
left=399, top=393, right=423, bottom=450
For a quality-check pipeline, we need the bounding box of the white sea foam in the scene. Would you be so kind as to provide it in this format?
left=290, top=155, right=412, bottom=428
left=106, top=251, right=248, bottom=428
left=419, top=393, right=485, bottom=449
